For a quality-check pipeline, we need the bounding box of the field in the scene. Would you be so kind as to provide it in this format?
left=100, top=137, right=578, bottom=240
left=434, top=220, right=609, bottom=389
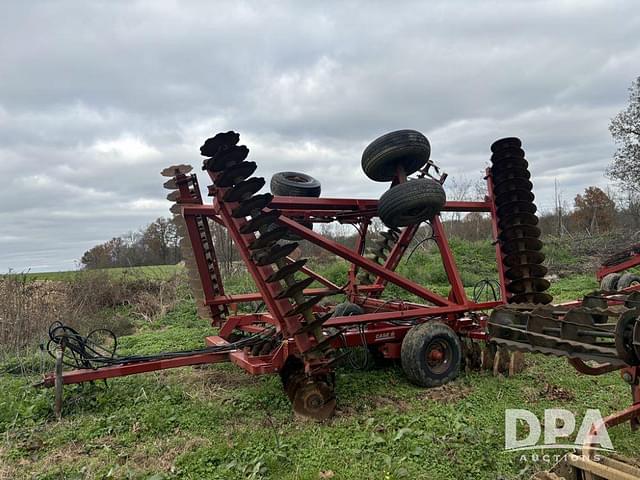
left=1, top=240, right=638, bottom=479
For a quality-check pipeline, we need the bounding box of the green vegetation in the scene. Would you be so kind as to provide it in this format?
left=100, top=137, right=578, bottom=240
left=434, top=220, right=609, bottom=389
left=19, top=264, right=182, bottom=282
left=1, top=240, right=638, bottom=479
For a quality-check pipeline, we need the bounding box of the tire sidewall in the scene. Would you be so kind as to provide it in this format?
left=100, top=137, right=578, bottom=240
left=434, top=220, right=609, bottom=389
left=401, top=322, right=462, bottom=387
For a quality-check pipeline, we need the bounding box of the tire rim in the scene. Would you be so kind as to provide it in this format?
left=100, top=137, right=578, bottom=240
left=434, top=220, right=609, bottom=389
left=285, top=174, right=309, bottom=184
left=425, top=338, right=452, bottom=374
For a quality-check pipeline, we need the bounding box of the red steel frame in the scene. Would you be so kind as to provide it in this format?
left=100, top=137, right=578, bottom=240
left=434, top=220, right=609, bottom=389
left=597, top=255, right=640, bottom=281
left=44, top=167, right=506, bottom=386
left=40, top=161, right=640, bottom=435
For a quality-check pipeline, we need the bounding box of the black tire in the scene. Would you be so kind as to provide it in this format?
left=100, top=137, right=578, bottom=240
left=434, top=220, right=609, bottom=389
left=269, top=171, right=319, bottom=240
left=617, top=272, right=640, bottom=290
left=333, top=302, right=364, bottom=317
left=615, top=310, right=640, bottom=366
left=270, top=171, right=321, bottom=197
left=378, top=178, right=446, bottom=228
left=401, top=321, right=462, bottom=387
left=362, top=130, right=431, bottom=182
left=600, top=273, right=622, bottom=291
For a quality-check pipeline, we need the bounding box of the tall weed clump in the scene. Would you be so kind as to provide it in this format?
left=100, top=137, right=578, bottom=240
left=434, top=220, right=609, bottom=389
left=0, top=268, right=185, bottom=360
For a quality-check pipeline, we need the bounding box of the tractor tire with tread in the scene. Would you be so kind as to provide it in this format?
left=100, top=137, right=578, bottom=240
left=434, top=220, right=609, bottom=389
left=362, top=130, right=431, bottom=182
left=270, top=171, right=320, bottom=240
left=378, top=178, right=446, bottom=228
left=618, top=272, right=640, bottom=290
left=333, top=302, right=364, bottom=317
left=401, top=321, right=462, bottom=387
left=600, top=273, right=622, bottom=291
left=270, top=171, right=321, bottom=198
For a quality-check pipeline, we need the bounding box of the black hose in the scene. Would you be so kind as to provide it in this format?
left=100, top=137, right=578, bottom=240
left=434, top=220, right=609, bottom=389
left=46, top=321, right=276, bottom=370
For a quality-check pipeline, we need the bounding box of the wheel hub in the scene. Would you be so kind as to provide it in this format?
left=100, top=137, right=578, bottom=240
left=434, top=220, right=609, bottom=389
left=291, top=379, right=336, bottom=421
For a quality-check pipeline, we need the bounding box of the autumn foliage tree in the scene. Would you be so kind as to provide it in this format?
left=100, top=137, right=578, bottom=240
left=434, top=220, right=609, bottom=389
left=572, top=186, right=616, bottom=234
left=608, top=76, right=640, bottom=193
left=81, top=217, right=181, bottom=269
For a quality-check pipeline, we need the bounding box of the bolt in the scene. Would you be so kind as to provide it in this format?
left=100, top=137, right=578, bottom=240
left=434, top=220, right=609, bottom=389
left=623, top=372, right=633, bottom=384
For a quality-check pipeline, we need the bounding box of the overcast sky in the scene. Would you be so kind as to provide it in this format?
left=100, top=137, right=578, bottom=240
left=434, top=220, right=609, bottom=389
left=1, top=1, right=639, bottom=272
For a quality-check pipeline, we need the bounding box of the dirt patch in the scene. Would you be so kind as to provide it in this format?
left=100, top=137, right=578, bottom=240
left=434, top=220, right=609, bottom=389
left=128, top=436, right=210, bottom=473
left=420, top=383, right=474, bottom=403
left=539, top=383, right=575, bottom=402
left=202, top=367, right=261, bottom=389
left=9, top=433, right=208, bottom=479
left=370, top=395, right=411, bottom=412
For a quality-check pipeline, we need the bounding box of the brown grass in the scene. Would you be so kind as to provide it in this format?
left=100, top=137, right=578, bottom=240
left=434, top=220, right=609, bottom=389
left=2, top=433, right=209, bottom=480
left=0, top=270, right=184, bottom=360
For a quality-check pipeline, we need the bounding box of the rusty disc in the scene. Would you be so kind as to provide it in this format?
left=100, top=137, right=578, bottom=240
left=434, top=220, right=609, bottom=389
left=488, top=308, right=520, bottom=340
left=275, top=277, right=315, bottom=300
left=223, top=177, right=265, bottom=203
left=253, top=242, right=299, bottom=266
left=232, top=193, right=274, bottom=218
left=161, top=164, right=193, bottom=177
left=292, top=380, right=336, bottom=421
left=265, top=259, right=308, bottom=283
left=501, top=236, right=543, bottom=255
left=506, top=263, right=548, bottom=280
left=509, top=292, right=553, bottom=305
left=239, top=210, right=281, bottom=234
left=507, top=277, right=550, bottom=295
left=204, top=145, right=250, bottom=172
left=526, top=307, right=561, bottom=348
left=582, top=293, right=608, bottom=324
left=500, top=224, right=541, bottom=242
left=561, top=309, right=597, bottom=344
left=498, top=212, right=539, bottom=230
left=166, top=190, right=182, bottom=202
left=216, top=161, right=258, bottom=187
left=503, top=249, right=545, bottom=268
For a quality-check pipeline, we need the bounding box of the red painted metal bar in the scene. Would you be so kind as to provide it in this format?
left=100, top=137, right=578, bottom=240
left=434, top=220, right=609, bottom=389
left=205, top=288, right=338, bottom=306
left=334, top=325, right=411, bottom=348
left=291, top=258, right=342, bottom=291
left=431, top=216, right=468, bottom=305
left=485, top=168, right=508, bottom=301
left=569, top=358, right=622, bottom=376
left=356, top=296, right=434, bottom=311
left=324, top=300, right=502, bottom=327
left=184, top=214, right=218, bottom=304
left=205, top=171, right=318, bottom=353
left=276, top=214, right=453, bottom=306
left=596, top=255, right=640, bottom=281
left=39, top=352, right=231, bottom=387
left=185, top=199, right=492, bottom=217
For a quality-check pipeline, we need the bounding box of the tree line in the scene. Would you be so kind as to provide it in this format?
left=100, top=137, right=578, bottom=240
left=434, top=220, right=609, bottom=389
left=80, top=217, right=181, bottom=269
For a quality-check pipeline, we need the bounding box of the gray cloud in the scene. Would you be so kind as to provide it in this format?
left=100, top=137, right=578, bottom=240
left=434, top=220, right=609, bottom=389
left=1, top=0, right=638, bottom=271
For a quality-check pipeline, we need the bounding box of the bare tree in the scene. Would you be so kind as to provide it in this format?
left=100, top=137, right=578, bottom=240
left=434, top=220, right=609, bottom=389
left=608, top=76, right=640, bottom=194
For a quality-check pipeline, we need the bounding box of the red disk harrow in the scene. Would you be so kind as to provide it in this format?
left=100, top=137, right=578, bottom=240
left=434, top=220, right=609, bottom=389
left=41, top=130, right=640, bottom=451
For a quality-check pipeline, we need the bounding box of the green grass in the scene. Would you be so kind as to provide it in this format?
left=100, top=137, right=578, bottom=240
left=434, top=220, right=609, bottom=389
left=14, top=264, right=182, bottom=282
left=1, top=246, right=637, bottom=479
